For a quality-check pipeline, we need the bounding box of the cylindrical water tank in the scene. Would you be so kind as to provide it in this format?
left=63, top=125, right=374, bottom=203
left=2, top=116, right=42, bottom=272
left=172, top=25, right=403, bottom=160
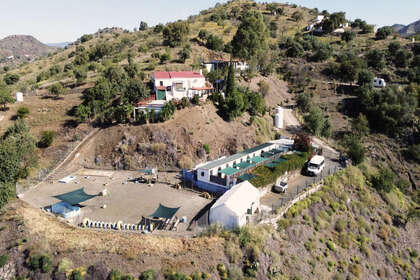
left=274, top=107, right=284, bottom=129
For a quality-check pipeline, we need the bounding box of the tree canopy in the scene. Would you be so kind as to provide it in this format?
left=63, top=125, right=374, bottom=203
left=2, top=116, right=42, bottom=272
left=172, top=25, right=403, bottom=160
left=162, top=21, right=190, bottom=47
left=231, top=11, right=268, bottom=60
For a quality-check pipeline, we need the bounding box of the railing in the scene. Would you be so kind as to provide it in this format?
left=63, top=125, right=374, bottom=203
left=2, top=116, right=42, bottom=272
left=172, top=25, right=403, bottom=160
left=209, top=175, right=227, bottom=186
left=250, top=165, right=342, bottom=224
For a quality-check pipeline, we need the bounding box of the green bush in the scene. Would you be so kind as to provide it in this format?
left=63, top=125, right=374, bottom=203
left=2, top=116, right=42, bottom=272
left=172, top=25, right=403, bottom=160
left=203, top=144, right=210, bottom=154
left=38, top=130, right=56, bottom=148
left=139, top=269, right=156, bottom=280
left=407, top=144, right=420, bottom=163
left=0, top=254, right=8, bottom=267
left=345, top=136, right=365, bottom=165
left=16, top=106, right=30, bottom=119
left=371, top=167, right=394, bottom=193
left=27, top=254, right=52, bottom=273
left=70, top=270, right=83, bottom=280
left=250, top=152, right=309, bottom=188
left=326, top=241, right=336, bottom=251
left=3, top=73, right=20, bottom=85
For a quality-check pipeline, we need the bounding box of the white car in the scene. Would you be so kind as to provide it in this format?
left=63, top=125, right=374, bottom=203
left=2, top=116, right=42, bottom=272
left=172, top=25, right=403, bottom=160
left=307, top=155, right=325, bottom=176
left=273, top=179, right=288, bottom=193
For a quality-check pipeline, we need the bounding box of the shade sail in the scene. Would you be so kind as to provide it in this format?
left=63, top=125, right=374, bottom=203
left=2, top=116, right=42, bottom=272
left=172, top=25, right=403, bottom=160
left=273, top=158, right=288, bottom=164
left=149, top=203, right=180, bottom=219
left=237, top=174, right=256, bottom=181
left=265, top=162, right=279, bottom=169
left=219, top=167, right=240, bottom=176
left=234, top=161, right=254, bottom=170
left=53, top=188, right=97, bottom=205
left=249, top=156, right=267, bottom=164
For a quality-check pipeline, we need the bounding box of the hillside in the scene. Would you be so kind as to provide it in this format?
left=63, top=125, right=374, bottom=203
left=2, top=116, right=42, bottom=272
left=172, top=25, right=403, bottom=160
left=0, top=1, right=419, bottom=279
left=0, top=35, right=56, bottom=67
left=392, top=20, right=420, bottom=37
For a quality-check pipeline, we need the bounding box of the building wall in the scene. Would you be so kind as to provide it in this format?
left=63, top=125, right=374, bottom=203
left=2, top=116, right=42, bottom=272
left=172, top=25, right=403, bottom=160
left=154, top=77, right=206, bottom=89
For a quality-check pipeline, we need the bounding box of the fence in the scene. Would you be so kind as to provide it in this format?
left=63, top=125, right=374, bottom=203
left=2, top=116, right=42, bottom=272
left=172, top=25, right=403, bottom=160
left=182, top=169, right=227, bottom=197
left=251, top=165, right=342, bottom=224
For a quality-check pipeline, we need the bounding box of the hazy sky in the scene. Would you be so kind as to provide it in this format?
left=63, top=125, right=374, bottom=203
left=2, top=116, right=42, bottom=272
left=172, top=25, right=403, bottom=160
left=0, top=0, right=418, bottom=43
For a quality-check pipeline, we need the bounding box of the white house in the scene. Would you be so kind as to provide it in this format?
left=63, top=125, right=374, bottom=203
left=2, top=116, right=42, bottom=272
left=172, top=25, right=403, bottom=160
left=152, top=71, right=213, bottom=101
left=195, top=142, right=278, bottom=188
left=314, top=15, right=325, bottom=24
left=209, top=181, right=260, bottom=228
left=203, top=59, right=249, bottom=73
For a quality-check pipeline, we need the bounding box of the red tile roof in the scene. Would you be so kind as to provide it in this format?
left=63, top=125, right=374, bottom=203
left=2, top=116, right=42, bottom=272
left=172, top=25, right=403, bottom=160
left=154, top=71, right=203, bottom=79
left=191, top=86, right=213, bottom=90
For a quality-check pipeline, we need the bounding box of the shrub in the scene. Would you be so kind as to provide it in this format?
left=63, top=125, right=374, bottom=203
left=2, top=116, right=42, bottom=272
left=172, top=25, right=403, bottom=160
left=70, top=270, right=83, bottom=280
left=357, top=70, right=374, bottom=86
left=139, top=269, right=156, bottom=280
left=203, top=144, right=210, bottom=154
left=371, top=167, right=394, bottom=193
left=326, top=241, right=336, bottom=251
left=349, top=263, right=362, bottom=278
left=38, top=130, right=56, bottom=148
left=3, top=73, right=20, bottom=85
left=0, top=254, right=8, bottom=267
left=191, top=94, right=200, bottom=105
left=49, top=83, right=65, bottom=97
left=351, top=113, right=370, bottom=137
left=16, top=106, right=30, bottom=119
left=345, top=136, right=365, bottom=165
left=27, top=254, right=52, bottom=273
left=407, top=144, right=420, bottom=163
left=341, top=30, right=356, bottom=42
left=162, top=21, right=190, bottom=47
left=375, top=26, right=393, bottom=40
left=80, top=34, right=93, bottom=43
left=335, top=218, right=347, bottom=233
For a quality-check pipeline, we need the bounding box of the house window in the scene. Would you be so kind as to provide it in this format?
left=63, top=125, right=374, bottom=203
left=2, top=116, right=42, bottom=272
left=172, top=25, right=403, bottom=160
left=210, top=170, right=213, bottom=176
left=201, top=172, right=205, bottom=177
left=159, top=81, right=163, bottom=86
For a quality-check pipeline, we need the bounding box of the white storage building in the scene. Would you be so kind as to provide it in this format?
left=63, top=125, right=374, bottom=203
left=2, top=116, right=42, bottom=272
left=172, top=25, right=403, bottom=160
left=209, top=181, right=260, bottom=228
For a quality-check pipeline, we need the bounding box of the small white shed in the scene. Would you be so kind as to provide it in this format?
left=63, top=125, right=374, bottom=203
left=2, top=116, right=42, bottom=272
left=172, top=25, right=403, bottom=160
left=209, top=181, right=260, bottom=229
left=15, top=92, right=23, bottom=102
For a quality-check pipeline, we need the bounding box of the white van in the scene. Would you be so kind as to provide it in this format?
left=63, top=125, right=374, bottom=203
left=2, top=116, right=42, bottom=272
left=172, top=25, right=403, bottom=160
left=373, top=78, right=386, bottom=88
left=307, top=155, right=325, bottom=176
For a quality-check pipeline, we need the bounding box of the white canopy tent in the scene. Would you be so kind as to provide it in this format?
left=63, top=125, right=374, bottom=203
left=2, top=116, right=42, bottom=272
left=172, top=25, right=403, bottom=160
left=209, top=181, right=260, bottom=229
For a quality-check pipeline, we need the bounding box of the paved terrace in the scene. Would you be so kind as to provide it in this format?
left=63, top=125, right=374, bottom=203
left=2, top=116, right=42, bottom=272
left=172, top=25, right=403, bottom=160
left=21, top=170, right=211, bottom=232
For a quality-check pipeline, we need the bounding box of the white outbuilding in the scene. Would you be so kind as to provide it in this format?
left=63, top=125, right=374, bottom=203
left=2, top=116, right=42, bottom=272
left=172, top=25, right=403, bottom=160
left=209, top=181, right=260, bottom=229
left=15, top=92, right=23, bottom=102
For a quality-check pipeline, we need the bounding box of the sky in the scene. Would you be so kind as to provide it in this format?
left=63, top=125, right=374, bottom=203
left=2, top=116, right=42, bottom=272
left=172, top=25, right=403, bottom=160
left=0, top=0, right=418, bottom=43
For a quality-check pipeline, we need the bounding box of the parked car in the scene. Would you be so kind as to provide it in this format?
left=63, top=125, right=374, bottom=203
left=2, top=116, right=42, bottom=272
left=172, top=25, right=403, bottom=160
left=273, top=179, right=288, bottom=193
left=306, top=155, right=325, bottom=176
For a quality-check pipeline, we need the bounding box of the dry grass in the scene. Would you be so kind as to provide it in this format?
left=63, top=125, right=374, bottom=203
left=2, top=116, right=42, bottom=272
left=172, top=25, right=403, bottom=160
left=18, top=200, right=224, bottom=258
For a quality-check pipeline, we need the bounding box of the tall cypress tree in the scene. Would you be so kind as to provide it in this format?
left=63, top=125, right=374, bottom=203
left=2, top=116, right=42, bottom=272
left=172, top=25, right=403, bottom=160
left=225, top=62, right=235, bottom=97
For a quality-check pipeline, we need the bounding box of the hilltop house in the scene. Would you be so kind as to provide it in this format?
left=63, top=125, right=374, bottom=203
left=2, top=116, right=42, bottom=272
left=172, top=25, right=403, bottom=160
left=152, top=71, right=213, bottom=101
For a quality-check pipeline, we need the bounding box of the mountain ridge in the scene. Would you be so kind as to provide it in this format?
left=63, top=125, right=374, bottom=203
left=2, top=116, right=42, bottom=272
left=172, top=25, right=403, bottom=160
left=0, top=34, right=55, bottom=63
left=392, top=19, right=420, bottom=37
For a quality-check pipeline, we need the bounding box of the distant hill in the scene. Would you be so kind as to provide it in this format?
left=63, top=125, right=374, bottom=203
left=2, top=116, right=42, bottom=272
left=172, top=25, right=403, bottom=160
left=46, top=42, right=71, bottom=48
left=0, top=35, right=55, bottom=62
left=392, top=19, right=420, bottom=37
